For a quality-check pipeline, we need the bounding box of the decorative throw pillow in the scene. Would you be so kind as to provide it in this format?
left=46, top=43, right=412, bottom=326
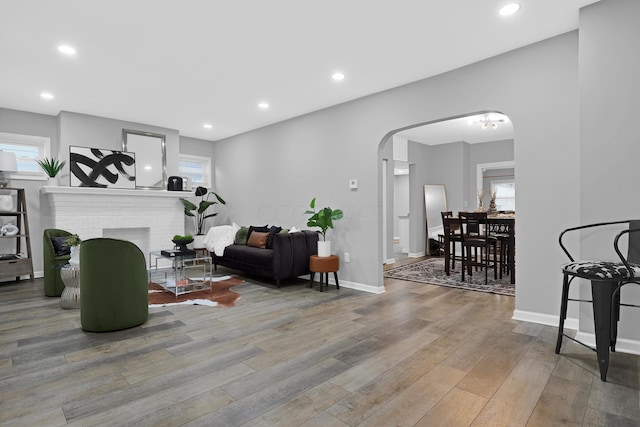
left=247, top=225, right=269, bottom=241
left=247, top=231, right=269, bottom=249
left=266, top=226, right=283, bottom=249
left=50, top=236, right=71, bottom=256
left=234, top=227, right=249, bottom=245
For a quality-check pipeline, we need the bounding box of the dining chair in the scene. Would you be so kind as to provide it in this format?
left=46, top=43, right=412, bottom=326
left=488, top=220, right=514, bottom=278
left=458, top=212, right=498, bottom=284
left=441, top=211, right=462, bottom=275
left=556, top=220, right=640, bottom=381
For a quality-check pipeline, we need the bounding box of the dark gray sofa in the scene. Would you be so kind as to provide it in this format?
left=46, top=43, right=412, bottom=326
left=212, top=230, right=318, bottom=287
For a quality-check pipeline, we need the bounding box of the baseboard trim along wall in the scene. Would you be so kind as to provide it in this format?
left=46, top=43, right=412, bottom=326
left=302, top=275, right=385, bottom=294
left=512, top=309, right=578, bottom=331
left=514, top=309, right=640, bottom=356
left=575, top=332, right=640, bottom=356
left=408, top=251, right=425, bottom=258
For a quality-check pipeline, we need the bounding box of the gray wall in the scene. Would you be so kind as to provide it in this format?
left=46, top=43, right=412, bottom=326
left=579, top=0, right=640, bottom=340
left=393, top=174, right=409, bottom=238
left=57, top=111, right=181, bottom=184
left=214, top=30, right=581, bottom=303
left=424, top=142, right=466, bottom=214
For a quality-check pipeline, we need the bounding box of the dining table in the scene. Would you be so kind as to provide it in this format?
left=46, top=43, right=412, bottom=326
left=442, top=213, right=515, bottom=285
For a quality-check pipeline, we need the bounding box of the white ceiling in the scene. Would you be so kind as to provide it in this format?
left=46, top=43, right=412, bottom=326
left=0, top=0, right=598, bottom=141
left=396, top=112, right=514, bottom=146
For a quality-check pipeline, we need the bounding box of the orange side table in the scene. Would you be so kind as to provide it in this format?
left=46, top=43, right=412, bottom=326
left=309, top=255, right=340, bottom=292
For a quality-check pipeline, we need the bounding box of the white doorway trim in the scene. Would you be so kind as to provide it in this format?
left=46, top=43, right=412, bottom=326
left=476, top=160, right=515, bottom=209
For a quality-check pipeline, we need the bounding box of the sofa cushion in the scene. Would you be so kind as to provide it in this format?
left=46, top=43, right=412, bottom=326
left=234, top=226, right=249, bottom=245
left=248, top=231, right=269, bottom=249
left=267, top=226, right=283, bottom=249
left=223, top=244, right=274, bottom=269
left=248, top=225, right=269, bottom=241
left=51, top=236, right=71, bottom=256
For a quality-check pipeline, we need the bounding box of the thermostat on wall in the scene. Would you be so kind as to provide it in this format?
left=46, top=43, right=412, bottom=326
left=349, top=179, right=358, bottom=189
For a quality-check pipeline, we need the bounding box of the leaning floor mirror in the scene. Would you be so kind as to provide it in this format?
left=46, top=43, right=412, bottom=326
left=424, top=184, right=447, bottom=255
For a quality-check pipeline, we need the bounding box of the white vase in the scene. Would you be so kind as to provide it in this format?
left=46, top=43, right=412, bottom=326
left=317, top=241, right=331, bottom=257
left=47, top=176, right=59, bottom=186
left=69, top=246, right=80, bottom=265
left=192, top=234, right=206, bottom=249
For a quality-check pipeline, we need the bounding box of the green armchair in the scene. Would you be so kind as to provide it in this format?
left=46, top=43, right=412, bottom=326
left=80, top=238, right=149, bottom=332
left=43, top=228, right=72, bottom=297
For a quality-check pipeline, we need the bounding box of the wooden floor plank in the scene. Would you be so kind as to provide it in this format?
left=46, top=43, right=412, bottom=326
left=1, top=266, right=639, bottom=426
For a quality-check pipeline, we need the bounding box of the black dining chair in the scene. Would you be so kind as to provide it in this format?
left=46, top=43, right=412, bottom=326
left=488, top=220, right=514, bottom=278
left=556, top=219, right=640, bottom=381
left=441, top=211, right=462, bottom=275
left=458, top=212, right=498, bottom=284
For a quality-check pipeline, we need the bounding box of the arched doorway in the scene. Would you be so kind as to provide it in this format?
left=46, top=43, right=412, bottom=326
left=379, top=111, right=515, bottom=283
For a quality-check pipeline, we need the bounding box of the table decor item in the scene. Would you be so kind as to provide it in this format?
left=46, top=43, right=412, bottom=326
left=304, top=197, right=343, bottom=257
left=64, top=234, right=82, bottom=265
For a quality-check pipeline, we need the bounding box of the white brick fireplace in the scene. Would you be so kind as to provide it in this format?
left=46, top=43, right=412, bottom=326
left=40, top=186, right=186, bottom=262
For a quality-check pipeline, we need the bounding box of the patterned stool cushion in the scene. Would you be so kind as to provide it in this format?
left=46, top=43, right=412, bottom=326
left=563, top=260, right=640, bottom=280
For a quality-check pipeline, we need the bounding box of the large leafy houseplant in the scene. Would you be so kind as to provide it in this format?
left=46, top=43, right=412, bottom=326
left=179, top=186, right=226, bottom=235
left=304, top=197, right=343, bottom=241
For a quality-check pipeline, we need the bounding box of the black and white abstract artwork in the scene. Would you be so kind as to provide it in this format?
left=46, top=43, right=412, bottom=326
left=69, top=146, right=136, bottom=189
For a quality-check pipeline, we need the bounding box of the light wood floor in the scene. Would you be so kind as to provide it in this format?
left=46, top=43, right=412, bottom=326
left=1, top=265, right=639, bottom=426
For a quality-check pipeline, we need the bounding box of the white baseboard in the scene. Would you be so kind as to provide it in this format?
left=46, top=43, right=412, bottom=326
left=340, top=280, right=386, bottom=294
left=303, top=274, right=385, bottom=294
left=384, top=258, right=396, bottom=265
left=575, top=331, right=640, bottom=356
left=408, top=251, right=425, bottom=258
left=512, top=309, right=578, bottom=331
left=513, top=309, right=640, bottom=356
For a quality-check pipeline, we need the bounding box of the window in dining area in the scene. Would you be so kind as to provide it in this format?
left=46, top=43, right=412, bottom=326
left=491, top=180, right=515, bottom=211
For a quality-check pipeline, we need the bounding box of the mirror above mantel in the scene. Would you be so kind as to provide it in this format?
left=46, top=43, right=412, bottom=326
left=122, top=129, right=167, bottom=190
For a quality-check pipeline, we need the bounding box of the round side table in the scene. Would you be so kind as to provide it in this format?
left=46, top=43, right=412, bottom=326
left=309, top=255, right=339, bottom=292
left=59, top=264, right=81, bottom=309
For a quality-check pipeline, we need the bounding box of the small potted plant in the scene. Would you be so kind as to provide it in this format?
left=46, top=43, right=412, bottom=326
left=172, top=234, right=194, bottom=252
left=179, top=186, right=226, bottom=248
left=36, top=157, right=65, bottom=186
left=304, top=197, right=343, bottom=257
left=63, top=234, right=82, bottom=265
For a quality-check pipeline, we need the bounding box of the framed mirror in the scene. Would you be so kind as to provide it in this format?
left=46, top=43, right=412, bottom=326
left=424, top=184, right=447, bottom=255
left=122, top=129, right=167, bottom=189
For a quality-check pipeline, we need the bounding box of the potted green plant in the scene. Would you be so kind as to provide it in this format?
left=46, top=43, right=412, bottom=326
left=179, top=186, right=226, bottom=248
left=63, top=234, right=82, bottom=265
left=172, top=234, right=193, bottom=252
left=304, top=197, right=343, bottom=257
left=36, top=157, right=65, bottom=186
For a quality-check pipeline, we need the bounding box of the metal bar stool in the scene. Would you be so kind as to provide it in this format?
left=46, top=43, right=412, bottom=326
left=556, top=220, right=640, bottom=381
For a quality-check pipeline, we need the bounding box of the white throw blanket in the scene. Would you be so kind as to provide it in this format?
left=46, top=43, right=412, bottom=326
left=202, top=223, right=240, bottom=256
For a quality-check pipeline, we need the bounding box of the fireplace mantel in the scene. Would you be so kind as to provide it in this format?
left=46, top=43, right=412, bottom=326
left=40, top=186, right=189, bottom=199
left=40, top=186, right=189, bottom=260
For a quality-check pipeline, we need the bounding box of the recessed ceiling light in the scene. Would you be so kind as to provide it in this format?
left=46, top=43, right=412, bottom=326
left=40, top=92, right=54, bottom=99
left=57, top=45, right=76, bottom=55
left=499, top=3, right=521, bottom=16
left=203, top=123, right=213, bottom=129
left=258, top=102, right=270, bottom=109
left=332, top=72, right=345, bottom=81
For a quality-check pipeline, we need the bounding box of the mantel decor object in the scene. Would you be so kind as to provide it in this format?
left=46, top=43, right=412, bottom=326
left=69, top=146, right=136, bottom=189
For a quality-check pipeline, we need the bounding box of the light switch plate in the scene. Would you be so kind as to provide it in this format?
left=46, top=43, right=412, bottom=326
left=349, top=179, right=358, bottom=189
